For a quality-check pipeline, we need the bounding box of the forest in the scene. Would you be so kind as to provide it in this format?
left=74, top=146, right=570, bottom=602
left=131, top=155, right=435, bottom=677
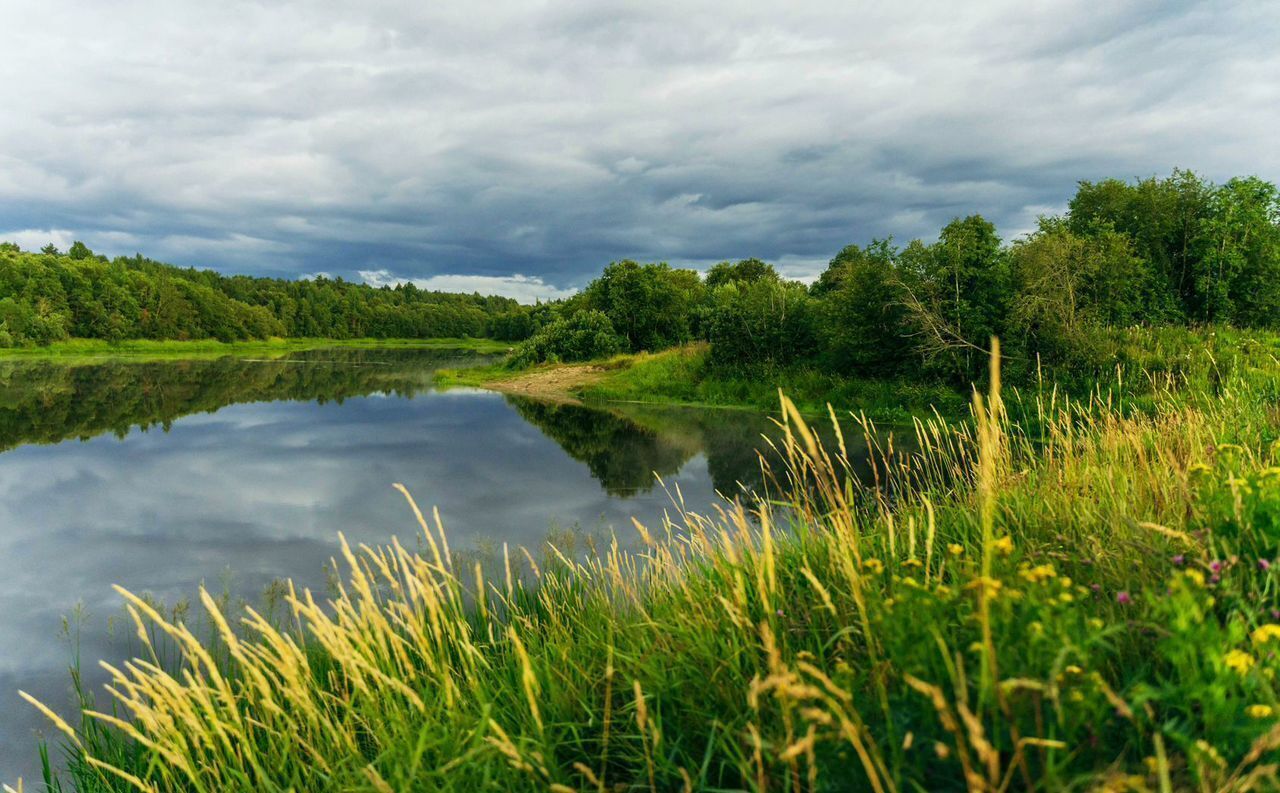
left=511, top=169, right=1280, bottom=385
left=0, top=242, right=524, bottom=345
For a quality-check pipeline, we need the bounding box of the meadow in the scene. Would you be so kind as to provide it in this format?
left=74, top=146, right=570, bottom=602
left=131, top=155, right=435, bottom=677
left=16, top=326, right=1280, bottom=792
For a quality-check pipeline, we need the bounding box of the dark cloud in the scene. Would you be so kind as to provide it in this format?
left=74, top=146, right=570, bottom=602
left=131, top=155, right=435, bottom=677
left=0, top=0, right=1276, bottom=295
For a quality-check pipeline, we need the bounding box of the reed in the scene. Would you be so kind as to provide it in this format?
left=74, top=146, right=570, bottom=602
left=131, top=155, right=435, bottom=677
left=19, top=334, right=1280, bottom=792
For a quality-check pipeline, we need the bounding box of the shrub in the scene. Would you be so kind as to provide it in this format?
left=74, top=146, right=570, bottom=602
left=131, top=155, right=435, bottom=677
left=508, top=309, right=623, bottom=367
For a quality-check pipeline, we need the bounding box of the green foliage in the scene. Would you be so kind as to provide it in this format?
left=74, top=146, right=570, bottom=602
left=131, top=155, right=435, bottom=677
left=704, top=278, right=817, bottom=370
left=581, top=260, right=704, bottom=352
left=704, top=257, right=779, bottom=288
left=0, top=243, right=528, bottom=346
left=508, top=309, right=623, bottom=367
left=814, top=239, right=912, bottom=376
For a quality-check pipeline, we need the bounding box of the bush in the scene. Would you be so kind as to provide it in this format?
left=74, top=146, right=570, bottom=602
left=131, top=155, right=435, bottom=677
left=508, top=309, right=623, bottom=367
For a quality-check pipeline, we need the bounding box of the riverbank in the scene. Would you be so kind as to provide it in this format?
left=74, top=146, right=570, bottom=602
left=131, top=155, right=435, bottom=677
left=0, top=336, right=512, bottom=362
left=29, top=339, right=1280, bottom=791
left=440, top=344, right=968, bottom=419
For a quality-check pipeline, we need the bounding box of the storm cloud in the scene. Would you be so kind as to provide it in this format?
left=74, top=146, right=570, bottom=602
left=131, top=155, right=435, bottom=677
left=0, top=0, right=1276, bottom=298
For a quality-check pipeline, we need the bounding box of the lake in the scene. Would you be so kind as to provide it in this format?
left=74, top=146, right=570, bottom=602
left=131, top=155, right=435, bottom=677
left=0, top=347, right=882, bottom=783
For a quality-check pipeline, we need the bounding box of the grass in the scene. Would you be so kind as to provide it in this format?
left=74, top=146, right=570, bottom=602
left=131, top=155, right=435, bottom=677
left=438, top=344, right=969, bottom=421
left=0, top=337, right=512, bottom=362
left=18, top=328, right=1280, bottom=791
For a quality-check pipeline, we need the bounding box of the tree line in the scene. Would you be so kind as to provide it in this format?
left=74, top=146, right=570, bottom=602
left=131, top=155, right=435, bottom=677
left=0, top=242, right=525, bottom=345
left=511, top=169, right=1280, bottom=383
left=5, top=168, right=1276, bottom=379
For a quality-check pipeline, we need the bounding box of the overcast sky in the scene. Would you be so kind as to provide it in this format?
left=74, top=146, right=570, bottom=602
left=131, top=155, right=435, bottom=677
left=0, top=1, right=1276, bottom=301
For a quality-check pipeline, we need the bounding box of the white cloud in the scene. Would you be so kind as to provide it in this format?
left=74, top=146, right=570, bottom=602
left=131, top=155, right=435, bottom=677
left=0, top=228, right=77, bottom=252
left=359, top=269, right=575, bottom=304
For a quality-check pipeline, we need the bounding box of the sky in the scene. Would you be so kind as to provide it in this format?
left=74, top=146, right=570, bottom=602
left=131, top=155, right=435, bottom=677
left=0, top=1, right=1277, bottom=302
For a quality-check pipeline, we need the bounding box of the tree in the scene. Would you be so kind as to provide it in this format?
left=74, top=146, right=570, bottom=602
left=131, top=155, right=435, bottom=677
left=582, top=261, right=700, bottom=352
left=705, top=279, right=817, bottom=370
left=1008, top=221, right=1151, bottom=369
left=897, top=216, right=1010, bottom=380
left=816, top=240, right=912, bottom=376
left=1067, top=170, right=1209, bottom=319
left=705, top=258, right=779, bottom=289
left=1197, top=177, right=1280, bottom=326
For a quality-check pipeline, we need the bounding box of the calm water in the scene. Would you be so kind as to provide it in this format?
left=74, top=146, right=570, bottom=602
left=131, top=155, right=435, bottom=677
left=0, top=348, right=878, bottom=783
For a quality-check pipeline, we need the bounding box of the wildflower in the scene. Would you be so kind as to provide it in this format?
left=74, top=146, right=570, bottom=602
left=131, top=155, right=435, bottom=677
left=948, top=544, right=965, bottom=557
left=903, top=558, right=923, bottom=569
left=993, top=536, right=1014, bottom=555
left=965, top=577, right=1002, bottom=600
left=1029, top=621, right=1044, bottom=636
left=1172, top=554, right=1185, bottom=566
left=935, top=584, right=953, bottom=597
left=1210, top=560, right=1224, bottom=574
left=1184, top=569, right=1205, bottom=587
left=1252, top=624, right=1280, bottom=647
left=862, top=558, right=884, bottom=574
left=1021, top=564, right=1057, bottom=584
left=1115, top=591, right=1131, bottom=605
left=1224, top=649, right=1256, bottom=675
left=1068, top=690, right=1084, bottom=702
left=1058, top=592, right=1075, bottom=604
left=776, top=609, right=785, bottom=617
left=1064, top=664, right=1084, bottom=675
left=1261, top=559, right=1273, bottom=572
left=1247, top=704, right=1274, bottom=719
left=1088, top=618, right=1105, bottom=630
left=1195, top=741, right=1226, bottom=768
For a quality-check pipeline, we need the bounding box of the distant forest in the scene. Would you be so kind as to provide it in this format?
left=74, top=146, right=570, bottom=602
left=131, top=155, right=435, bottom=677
left=4, top=169, right=1278, bottom=384
left=0, top=242, right=526, bottom=345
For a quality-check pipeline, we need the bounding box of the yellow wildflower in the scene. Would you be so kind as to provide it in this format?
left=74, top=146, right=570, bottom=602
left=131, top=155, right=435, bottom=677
left=862, top=558, right=884, bottom=574
left=1247, top=704, right=1274, bottom=719
left=965, top=576, right=1003, bottom=599
left=1021, top=564, right=1057, bottom=584
left=1224, top=649, right=1256, bottom=675
left=1184, top=569, right=1205, bottom=587
left=948, top=544, right=965, bottom=557
left=993, top=536, right=1014, bottom=555
left=1252, top=624, right=1280, bottom=647
left=903, top=557, right=923, bottom=569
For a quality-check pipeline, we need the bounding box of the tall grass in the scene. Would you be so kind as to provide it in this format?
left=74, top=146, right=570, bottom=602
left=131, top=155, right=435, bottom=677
left=18, top=335, right=1280, bottom=792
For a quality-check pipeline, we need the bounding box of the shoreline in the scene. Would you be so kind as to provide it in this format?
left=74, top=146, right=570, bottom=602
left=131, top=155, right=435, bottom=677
left=0, top=336, right=513, bottom=363
left=440, top=346, right=969, bottom=420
